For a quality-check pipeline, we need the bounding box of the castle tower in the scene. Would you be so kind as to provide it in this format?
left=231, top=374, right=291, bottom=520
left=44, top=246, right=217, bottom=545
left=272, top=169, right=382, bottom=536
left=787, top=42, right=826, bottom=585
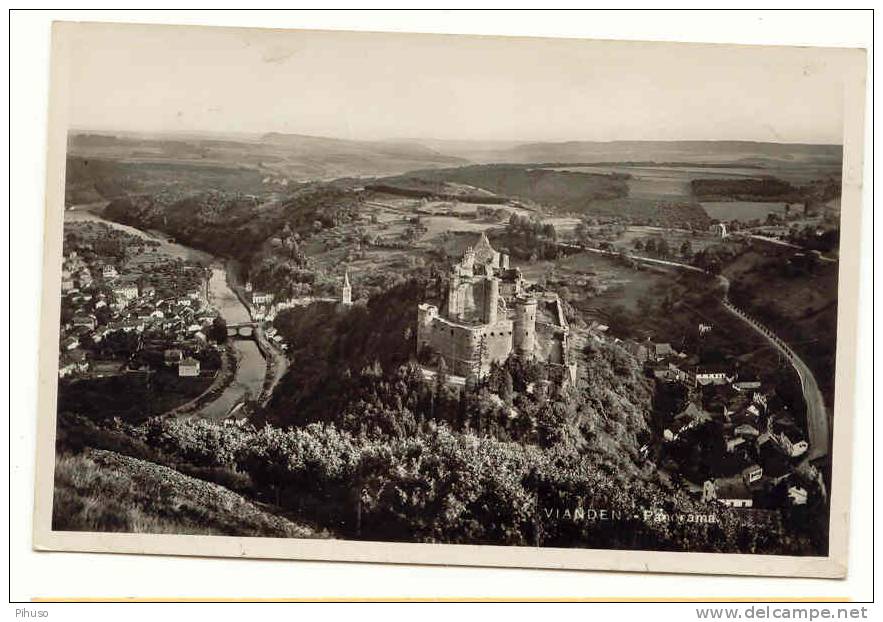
left=446, top=267, right=462, bottom=318
left=341, top=271, right=352, bottom=306
left=513, top=296, right=538, bottom=357
left=482, top=276, right=499, bottom=324
left=461, top=247, right=475, bottom=277
left=416, top=303, right=438, bottom=351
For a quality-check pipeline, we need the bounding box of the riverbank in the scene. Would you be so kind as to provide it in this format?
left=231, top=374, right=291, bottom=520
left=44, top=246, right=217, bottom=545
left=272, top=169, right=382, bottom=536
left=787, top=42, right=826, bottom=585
left=64, top=206, right=269, bottom=422
left=223, top=260, right=289, bottom=405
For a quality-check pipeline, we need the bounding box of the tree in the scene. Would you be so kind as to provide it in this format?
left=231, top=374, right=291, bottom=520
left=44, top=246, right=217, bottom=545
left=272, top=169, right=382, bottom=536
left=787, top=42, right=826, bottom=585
left=633, top=239, right=644, bottom=251
left=210, top=316, right=228, bottom=343
left=435, top=357, right=449, bottom=395
left=679, top=239, right=693, bottom=259
left=500, top=370, right=514, bottom=405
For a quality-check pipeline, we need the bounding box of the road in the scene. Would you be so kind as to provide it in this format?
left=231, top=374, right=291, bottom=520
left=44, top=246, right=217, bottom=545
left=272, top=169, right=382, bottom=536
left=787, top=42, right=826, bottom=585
left=720, top=300, right=829, bottom=461
left=733, top=232, right=837, bottom=263
left=561, top=241, right=829, bottom=461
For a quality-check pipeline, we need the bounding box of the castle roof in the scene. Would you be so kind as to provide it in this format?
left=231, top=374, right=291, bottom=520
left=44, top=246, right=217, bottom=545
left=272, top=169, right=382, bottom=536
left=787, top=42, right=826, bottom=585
left=441, top=232, right=499, bottom=260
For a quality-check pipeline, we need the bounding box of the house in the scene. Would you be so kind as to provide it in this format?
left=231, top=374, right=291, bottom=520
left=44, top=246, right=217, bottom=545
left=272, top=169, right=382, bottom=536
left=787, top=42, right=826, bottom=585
left=787, top=486, right=809, bottom=506
left=91, top=359, right=124, bottom=377
left=776, top=430, right=809, bottom=458
left=78, top=270, right=93, bottom=288
left=58, top=350, right=88, bottom=378
left=726, top=436, right=746, bottom=453
left=741, top=464, right=763, bottom=485
left=712, top=478, right=754, bottom=508
left=733, top=377, right=762, bottom=391
left=102, top=265, right=119, bottom=279
left=693, top=365, right=732, bottom=387
left=58, top=362, right=81, bottom=378
left=71, top=315, right=97, bottom=330
left=61, top=336, right=80, bottom=351
left=112, top=283, right=139, bottom=304
left=770, top=419, right=809, bottom=458
left=61, top=278, right=76, bottom=293
left=709, top=223, right=728, bottom=238
left=178, top=357, right=201, bottom=377
left=734, top=423, right=760, bottom=439
left=164, top=348, right=184, bottom=366
left=752, top=392, right=769, bottom=410
left=252, top=291, right=274, bottom=305
left=665, top=402, right=713, bottom=440
left=650, top=342, right=676, bottom=361
left=702, top=479, right=717, bottom=503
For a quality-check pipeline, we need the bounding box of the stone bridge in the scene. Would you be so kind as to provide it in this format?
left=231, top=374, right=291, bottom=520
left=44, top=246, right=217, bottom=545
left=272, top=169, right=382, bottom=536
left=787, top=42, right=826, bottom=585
left=226, top=322, right=257, bottom=339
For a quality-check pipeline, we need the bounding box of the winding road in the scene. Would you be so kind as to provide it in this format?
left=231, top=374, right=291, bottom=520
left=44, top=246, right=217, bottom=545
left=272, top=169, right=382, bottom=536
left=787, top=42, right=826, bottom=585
left=560, top=241, right=830, bottom=462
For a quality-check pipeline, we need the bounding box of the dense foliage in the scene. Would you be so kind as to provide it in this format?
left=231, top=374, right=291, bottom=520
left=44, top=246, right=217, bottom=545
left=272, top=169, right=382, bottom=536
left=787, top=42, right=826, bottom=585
left=690, top=177, right=800, bottom=201
left=103, top=185, right=362, bottom=263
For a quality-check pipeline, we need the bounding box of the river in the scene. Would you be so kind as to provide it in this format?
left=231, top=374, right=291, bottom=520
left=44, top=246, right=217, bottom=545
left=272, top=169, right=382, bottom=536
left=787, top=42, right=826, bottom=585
left=65, top=204, right=268, bottom=421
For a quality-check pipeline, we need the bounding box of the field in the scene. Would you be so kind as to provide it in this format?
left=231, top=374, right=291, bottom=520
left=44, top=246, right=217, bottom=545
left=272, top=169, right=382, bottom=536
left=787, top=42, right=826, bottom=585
left=515, top=251, right=683, bottom=318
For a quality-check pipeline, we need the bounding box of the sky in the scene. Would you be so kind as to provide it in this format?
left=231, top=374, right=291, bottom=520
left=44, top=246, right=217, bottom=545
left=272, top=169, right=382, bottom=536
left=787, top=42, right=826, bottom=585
left=59, top=22, right=848, bottom=144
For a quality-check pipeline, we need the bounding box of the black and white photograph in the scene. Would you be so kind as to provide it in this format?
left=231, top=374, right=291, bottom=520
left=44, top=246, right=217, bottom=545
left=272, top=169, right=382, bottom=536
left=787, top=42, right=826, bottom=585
left=31, top=19, right=867, bottom=579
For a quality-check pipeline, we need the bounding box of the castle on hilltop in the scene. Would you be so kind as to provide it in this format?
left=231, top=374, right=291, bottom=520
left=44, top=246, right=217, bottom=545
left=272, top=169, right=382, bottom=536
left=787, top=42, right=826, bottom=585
left=417, top=233, right=576, bottom=382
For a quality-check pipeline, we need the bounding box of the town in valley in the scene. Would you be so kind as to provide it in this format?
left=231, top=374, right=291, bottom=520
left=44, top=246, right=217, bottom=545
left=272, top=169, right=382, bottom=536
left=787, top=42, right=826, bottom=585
left=54, top=132, right=841, bottom=555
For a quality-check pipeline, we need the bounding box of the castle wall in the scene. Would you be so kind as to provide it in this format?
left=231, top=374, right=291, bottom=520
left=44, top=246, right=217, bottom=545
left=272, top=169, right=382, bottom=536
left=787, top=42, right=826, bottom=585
left=480, top=319, right=514, bottom=373
left=536, top=323, right=566, bottom=365
left=421, top=314, right=513, bottom=377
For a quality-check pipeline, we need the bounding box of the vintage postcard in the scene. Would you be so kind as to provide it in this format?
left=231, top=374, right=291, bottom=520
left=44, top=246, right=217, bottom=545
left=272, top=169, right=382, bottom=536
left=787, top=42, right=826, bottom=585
left=34, top=21, right=867, bottom=578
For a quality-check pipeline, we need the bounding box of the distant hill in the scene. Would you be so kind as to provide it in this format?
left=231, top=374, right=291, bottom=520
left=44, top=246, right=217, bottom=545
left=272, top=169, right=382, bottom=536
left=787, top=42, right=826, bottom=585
left=67, top=131, right=468, bottom=183
left=373, top=164, right=711, bottom=228
left=422, top=139, right=843, bottom=168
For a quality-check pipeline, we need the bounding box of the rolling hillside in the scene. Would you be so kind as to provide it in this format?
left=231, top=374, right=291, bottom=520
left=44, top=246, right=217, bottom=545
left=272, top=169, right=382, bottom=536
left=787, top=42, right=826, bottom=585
left=53, top=448, right=320, bottom=537
left=67, top=131, right=467, bottom=185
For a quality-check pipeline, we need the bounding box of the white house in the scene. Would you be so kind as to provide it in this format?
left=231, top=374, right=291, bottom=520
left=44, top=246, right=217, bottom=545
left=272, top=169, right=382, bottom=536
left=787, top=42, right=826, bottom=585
left=112, top=284, right=139, bottom=304
left=776, top=431, right=809, bottom=458
left=741, top=464, right=763, bottom=484
left=178, top=358, right=201, bottom=377
left=252, top=291, right=274, bottom=306
left=787, top=486, right=809, bottom=506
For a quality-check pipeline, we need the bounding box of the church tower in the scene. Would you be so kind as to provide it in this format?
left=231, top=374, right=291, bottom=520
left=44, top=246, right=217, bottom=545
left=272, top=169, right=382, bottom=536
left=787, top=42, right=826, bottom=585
left=341, top=271, right=352, bottom=306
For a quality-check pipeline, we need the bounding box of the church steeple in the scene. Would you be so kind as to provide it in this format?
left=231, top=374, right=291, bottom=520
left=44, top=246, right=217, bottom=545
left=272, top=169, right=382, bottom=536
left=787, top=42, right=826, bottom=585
left=341, top=270, right=352, bottom=306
